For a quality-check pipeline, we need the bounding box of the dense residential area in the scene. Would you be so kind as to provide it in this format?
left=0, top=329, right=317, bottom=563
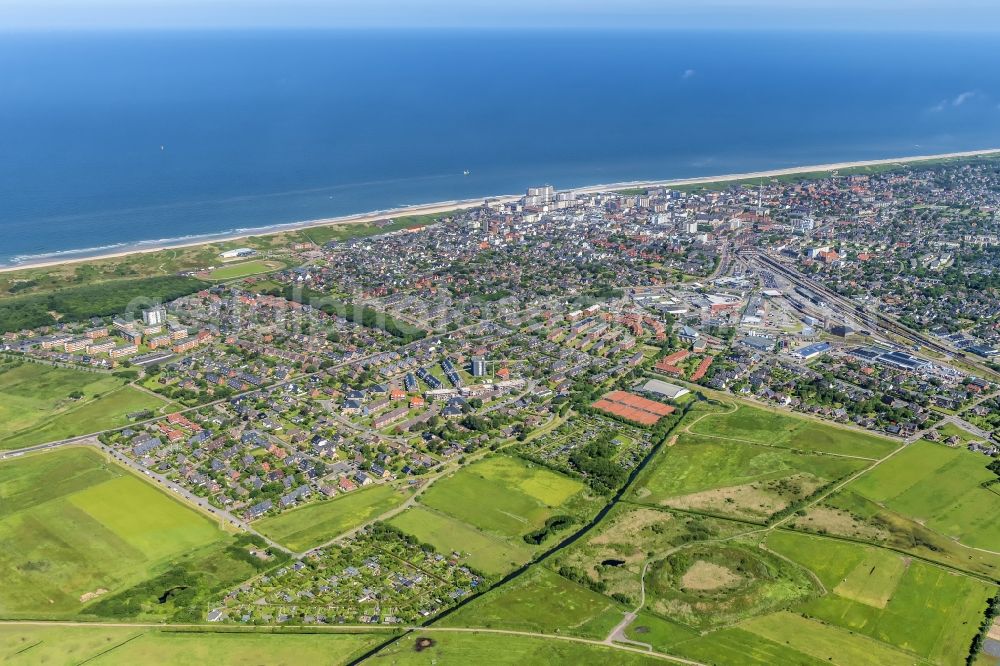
left=2, top=156, right=999, bottom=665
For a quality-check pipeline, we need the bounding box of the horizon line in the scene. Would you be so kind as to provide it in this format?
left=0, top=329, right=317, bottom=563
left=4, top=25, right=1000, bottom=35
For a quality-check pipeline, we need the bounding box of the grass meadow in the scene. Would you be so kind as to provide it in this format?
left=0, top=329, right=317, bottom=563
left=689, top=404, right=898, bottom=458
left=0, top=361, right=168, bottom=449
left=387, top=505, right=536, bottom=575
left=370, top=630, right=664, bottom=665
left=0, top=447, right=225, bottom=617
left=767, top=530, right=994, bottom=663
left=419, top=455, right=596, bottom=541
left=843, top=441, right=1000, bottom=549
left=815, top=488, right=1000, bottom=580
left=438, top=566, right=624, bottom=639
left=0, top=625, right=384, bottom=665
left=629, top=433, right=866, bottom=521
left=553, top=504, right=753, bottom=602
left=254, top=482, right=411, bottom=552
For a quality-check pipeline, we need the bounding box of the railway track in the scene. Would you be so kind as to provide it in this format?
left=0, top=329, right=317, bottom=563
left=751, top=252, right=996, bottom=376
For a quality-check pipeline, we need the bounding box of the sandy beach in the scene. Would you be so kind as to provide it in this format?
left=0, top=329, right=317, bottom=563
left=2, top=147, right=997, bottom=275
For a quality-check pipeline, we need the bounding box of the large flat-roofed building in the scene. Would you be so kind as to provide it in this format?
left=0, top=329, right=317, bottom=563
left=796, top=341, right=831, bottom=360
left=219, top=247, right=256, bottom=259
left=639, top=378, right=690, bottom=401
left=142, top=307, right=166, bottom=327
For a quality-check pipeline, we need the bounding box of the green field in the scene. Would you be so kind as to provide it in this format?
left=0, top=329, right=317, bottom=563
left=0, top=625, right=384, bottom=665
left=653, top=611, right=925, bottom=666
left=388, top=505, right=535, bottom=575
left=740, top=612, right=920, bottom=666
left=0, top=447, right=225, bottom=617
left=0, top=361, right=168, bottom=449
left=842, top=442, right=1000, bottom=549
left=1, top=385, right=169, bottom=450
left=630, top=433, right=866, bottom=520
left=811, top=488, right=1000, bottom=580
left=767, top=530, right=995, bottom=663
left=622, top=612, right=700, bottom=651
left=0, top=362, right=119, bottom=435
left=420, top=455, right=595, bottom=542
left=661, top=625, right=834, bottom=665
left=689, top=404, right=898, bottom=457
left=255, top=483, right=411, bottom=552
left=439, top=566, right=624, bottom=639
left=206, top=259, right=286, bottom=280
left=370, top=630, right=664, bottom=665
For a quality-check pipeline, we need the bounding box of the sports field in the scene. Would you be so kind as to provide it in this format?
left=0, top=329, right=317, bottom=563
left=206, top=259, right=286, bottom=280
left=0, top=447, right=225, bottom=617
left=254, top=483, right=411, bottom=552
left=0, top=361, right=168, bottom=449
left=388, top=505, right=535, bottom=575
left=767, top=530, right=994, bottom=663
left=630, top=433, right=866, bottom=520
left=370, top=630, right=664, bottom=665
left=689, top=404, right=898, bottom=457
left=439, top=566, right=624, bottom=639
left=840, top=441, right=1000, bottom=549
left=420, top=455, right=595, bottom=541
left=0, top=625, right=384, bottom=665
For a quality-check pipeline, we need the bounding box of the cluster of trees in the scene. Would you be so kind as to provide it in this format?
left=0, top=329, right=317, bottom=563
left=0, top=275, right=206, bottom=333
left=522, top=515, right=573, bottom=545
left=568, top=436, right=628, bottom=494
left=790, top=376, right=915, bottom=424
left=559, top=564, right=607, bottom=594
left=967, top=594, right=1000, bottom=665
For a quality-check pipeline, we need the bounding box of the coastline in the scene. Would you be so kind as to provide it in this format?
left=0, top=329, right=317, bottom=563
left=3, top=147, right=998, bottom=275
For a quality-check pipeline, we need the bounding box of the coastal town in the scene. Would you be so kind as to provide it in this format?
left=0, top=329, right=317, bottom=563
left=2, top=155, right=999, bottom=664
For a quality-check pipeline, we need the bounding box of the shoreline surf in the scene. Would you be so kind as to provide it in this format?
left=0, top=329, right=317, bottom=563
left=2, top=147, right=997, bottom=274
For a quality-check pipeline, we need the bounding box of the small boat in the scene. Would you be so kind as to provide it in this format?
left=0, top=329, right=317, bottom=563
left=463, top=170, right=470, bottom=176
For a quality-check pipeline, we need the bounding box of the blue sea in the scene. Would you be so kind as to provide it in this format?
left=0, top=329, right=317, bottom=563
left=2, top=29, right=1000, bottom=266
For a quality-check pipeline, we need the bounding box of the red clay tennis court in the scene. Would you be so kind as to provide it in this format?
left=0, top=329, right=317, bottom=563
left=592, top=390, right=675, bottom=425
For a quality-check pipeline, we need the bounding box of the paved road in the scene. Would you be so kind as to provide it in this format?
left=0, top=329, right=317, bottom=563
left=938, top=413, right=994, bottom=441
left=605, top=561, right=651, bottom=650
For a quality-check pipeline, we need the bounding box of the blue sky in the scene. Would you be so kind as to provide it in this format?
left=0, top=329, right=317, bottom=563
left=2, top=0, right=999, bottom=32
